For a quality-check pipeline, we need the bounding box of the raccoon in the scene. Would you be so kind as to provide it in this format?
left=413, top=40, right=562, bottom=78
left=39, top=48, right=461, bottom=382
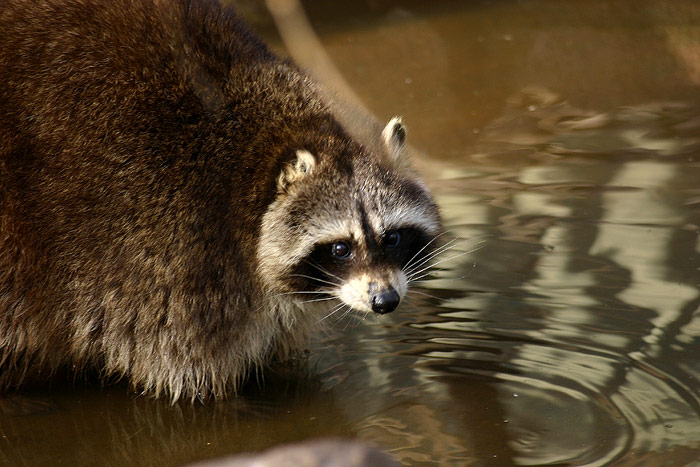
left=0, top=0, right=441, bottom=401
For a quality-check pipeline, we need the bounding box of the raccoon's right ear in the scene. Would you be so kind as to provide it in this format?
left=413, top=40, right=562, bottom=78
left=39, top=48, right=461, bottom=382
left=277, top=149, right=316, bottom=193
left=382, top=117, right=409, bottom=168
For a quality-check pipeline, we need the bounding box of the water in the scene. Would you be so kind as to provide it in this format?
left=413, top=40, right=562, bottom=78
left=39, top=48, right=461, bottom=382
left=2, top=1, right=700, bottom=465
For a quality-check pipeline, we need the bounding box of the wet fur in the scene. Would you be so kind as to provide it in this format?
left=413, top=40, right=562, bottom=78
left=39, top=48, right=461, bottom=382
left=0, top=0, right=439, bottom=400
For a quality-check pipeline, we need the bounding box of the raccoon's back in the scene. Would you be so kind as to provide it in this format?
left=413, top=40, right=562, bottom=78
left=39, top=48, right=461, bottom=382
left=0, top=0, right=276, bottom=264
left=0, top=0, right=270, bottom=155
left=0, top=0, right=293, bottom=397
left=0, top=0, right=265, bottom=307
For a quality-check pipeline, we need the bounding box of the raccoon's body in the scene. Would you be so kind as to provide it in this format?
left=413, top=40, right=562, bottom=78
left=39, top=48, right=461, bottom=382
left=0, top=0, right=440, bottom=400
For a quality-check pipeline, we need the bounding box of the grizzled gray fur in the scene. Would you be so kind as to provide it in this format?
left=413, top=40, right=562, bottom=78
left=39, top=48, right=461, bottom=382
left=0, top=0, right=440, bottom=401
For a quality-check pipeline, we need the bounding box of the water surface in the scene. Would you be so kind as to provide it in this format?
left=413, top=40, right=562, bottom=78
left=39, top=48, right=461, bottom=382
left=2, top=1, right=700, bottom=465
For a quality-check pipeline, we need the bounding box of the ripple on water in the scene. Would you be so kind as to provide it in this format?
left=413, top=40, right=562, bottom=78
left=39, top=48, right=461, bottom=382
left=399, top=93, right=700, bottom=463
left=408, top=307, right=700, bottom=465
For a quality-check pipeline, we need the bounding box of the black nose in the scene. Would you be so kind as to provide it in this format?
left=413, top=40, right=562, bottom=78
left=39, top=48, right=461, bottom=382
left=371, top=288, right=400, bottom=314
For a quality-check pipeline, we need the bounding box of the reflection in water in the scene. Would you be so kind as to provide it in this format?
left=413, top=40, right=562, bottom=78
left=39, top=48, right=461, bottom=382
left=3, top=2, right=700, bottom=466
left=0, top=373, right=350, bottom=466
left=414, top=87, right=700, bottom=465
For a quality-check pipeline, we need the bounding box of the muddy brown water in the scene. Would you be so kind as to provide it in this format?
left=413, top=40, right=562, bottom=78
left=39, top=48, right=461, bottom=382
left=3, top=1, right=700, bottom=465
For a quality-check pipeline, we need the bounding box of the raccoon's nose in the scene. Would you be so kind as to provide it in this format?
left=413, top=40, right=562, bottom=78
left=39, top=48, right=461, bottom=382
left=371, top=288, right=400, bottom=314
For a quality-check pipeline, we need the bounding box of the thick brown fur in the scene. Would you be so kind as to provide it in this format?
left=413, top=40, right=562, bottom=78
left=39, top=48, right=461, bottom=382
left=0, top=0, right=439, bottom=401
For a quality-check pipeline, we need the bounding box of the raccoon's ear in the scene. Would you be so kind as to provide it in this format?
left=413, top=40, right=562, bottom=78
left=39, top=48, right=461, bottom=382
left=382, top=116, right=408, bottom=167
left=277, top=149, right=316, bottom=193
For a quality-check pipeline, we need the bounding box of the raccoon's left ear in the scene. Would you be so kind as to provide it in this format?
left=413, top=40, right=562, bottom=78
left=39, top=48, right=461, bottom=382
left=277, top=149, right=316, bottom=193
left=382, top=117, right=408, bottom=167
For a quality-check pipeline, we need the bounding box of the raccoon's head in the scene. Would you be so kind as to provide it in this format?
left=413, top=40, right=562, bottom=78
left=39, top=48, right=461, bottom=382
left=257, top=117, right=441, bottom=316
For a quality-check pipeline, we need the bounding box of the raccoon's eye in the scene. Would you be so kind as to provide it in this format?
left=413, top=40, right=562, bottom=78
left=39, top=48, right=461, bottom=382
left=331, top=241, right=351, bottom=259
left=384, top=230, right=401, bottom=247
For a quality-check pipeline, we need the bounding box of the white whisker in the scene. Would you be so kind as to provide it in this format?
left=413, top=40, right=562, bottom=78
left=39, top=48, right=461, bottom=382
left=403, top=237, right=473, bottom=275
left=404, top=235, right=460, bottom=274
left=289, top=274, right=341, bottom=287
left=301, top=296, right=337, bottom=304
left=340, top=307, right=358, bottom=330
left=405, top=238, right=485, bottom=278
left=318, top=302, right=346, bottom=323
left=409, top=262, right=478, bottom=284
left=407, top=245, right=485, bottom=282
left=403, top=231, right=452, bottom=272
left=407, top=289, right=444, bottom=301
left=408, top=268, right=447, bottom=283
left=275, top=290, right=333, bottom=296
left=305, top=260, right=344, bottom=283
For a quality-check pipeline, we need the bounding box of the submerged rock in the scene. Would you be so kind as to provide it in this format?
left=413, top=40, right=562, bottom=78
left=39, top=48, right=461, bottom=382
left=189, top=439, right=398, bottom=467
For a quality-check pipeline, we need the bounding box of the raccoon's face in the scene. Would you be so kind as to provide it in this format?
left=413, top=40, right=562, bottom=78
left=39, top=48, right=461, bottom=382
left=258, top=118, right=441, bottom=316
